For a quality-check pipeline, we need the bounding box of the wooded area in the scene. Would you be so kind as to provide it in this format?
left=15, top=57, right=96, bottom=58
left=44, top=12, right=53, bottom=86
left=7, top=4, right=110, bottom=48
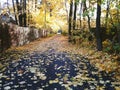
left=0, top=0, right=120, bottom=90
left=68, top=0, right=120, bottom=53
left=0, top=0, right=120, bottom=53
left=1, top=0, right=120, bottom=53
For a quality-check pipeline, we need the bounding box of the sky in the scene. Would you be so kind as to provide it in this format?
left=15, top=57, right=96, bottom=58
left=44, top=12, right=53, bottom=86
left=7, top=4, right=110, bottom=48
left=0, top=0, right=12, bottom=8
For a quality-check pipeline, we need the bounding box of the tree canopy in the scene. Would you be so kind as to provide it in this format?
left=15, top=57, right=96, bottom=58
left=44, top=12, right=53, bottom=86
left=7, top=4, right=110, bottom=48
left=0, top=0, right=120, bottom=52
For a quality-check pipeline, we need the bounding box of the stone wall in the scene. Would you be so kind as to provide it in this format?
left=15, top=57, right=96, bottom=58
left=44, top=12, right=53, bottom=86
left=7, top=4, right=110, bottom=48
left=0, top=23, right=49, bottom=52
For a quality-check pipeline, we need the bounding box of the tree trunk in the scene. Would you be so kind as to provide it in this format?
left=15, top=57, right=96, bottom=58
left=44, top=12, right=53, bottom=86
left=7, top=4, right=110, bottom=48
left=96, top=0, right=102, bottom=51
left=83, top=1, right=91, bottom=30
left=44, top=0, right=47, bottom=28
left=12, top=0, right=18, bottom=24
left=73, top=0, right=77, bottom=30
left=82, top=0, right=86, bottom=29
left=87, top=15, right=91, bottom=30
left=7, top=0, right=10, bottom=14
left=105, top=0, right=110, bottom=28
left=68, top=0, right=73, bottom=42
left=79, top=2, right=82, bottom=29
left=35, top=0, right=37, bottom=11
left=32, top=0, right=34, bottom=9
left=28, top=0, right=30, bottom=26
left=64, top=0, right=69, bottom=23
left=20, top=0, right=22, bottom=6
left=16, top=0, right=23, bottom=26
left=23, top=0, right=27, bottom=27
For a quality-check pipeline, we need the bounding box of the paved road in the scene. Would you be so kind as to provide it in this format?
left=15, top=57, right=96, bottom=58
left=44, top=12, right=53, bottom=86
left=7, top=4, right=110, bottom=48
left=0, top=35, right=120, bottom=90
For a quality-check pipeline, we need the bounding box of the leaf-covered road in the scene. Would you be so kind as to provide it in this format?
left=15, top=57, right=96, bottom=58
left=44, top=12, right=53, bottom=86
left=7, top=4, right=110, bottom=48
left=0, top=35, right=120, bottom=90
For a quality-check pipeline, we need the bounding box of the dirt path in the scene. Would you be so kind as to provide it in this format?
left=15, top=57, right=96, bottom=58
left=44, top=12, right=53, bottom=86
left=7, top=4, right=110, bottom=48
left=13, top=35, right=67, bottom=52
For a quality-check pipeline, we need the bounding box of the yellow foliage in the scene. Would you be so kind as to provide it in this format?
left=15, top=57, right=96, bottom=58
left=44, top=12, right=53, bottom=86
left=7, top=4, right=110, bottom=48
left=102, top=39, right=111, bottom=47
left=31, top=1, right=68, bottom=32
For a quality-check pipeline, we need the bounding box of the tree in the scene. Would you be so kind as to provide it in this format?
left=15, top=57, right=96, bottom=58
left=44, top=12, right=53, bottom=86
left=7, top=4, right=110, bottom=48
left=96, top=0, right=102, bottom=51
left=82, top=0, right=91, bottom=30
left=12, top=0, right=27, bottom=26
left=12, top=0, right=18, bottom=24
left=43, top=0, right=47, bottom=28
left=35, top=0, right=37, bottom=11
left=64, top=0, right=69, bottom=23
left=85, top=0, right=91, bottom=30
left=68, top=0, right=73, bottom=41
left=28, top=0, right=30, bottom=26
left=16, top=0, right=23, bottom=26
left=23, top=0, right=27, bottom=27
left=105, top=0, right=110, bottom=28
left=73, top=0, right=77, bottom=30
left=7, top=0, right=10, bottom=14
left=79, top=0, right=83, bottom=29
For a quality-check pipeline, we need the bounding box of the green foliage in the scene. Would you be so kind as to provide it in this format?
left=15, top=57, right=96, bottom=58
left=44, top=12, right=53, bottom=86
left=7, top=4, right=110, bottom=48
left=75, top=0, right=80, bottom=4
left=113, top=43, right=120, bottom=53
left=71, top=30, right=94, bottom=44
left=82, top=0, right=86, bottom=3
left=116, top=4, right=120, bottom=9
left=104, top=47, right=111, bottom=52
left=47, top=33, right=54, bottom=37
left=62, top=31, right=68, bottom=36
left=83, top=11, right=89, bottom=17
left=103, top=40, right=120, bottom=54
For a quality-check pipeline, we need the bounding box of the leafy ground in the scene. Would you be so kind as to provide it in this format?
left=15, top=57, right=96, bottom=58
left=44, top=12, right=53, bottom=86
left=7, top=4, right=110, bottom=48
left=0, top=35, right=120, bottom=90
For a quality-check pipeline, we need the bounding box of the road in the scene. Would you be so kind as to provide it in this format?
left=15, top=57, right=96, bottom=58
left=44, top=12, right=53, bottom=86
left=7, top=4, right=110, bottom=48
left=0, top=35, right=120, bottom=90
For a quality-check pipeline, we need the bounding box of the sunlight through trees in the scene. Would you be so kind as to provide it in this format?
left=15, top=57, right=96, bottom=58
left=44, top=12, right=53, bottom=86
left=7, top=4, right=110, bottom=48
left=0, top=0, right=120, bottom=52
